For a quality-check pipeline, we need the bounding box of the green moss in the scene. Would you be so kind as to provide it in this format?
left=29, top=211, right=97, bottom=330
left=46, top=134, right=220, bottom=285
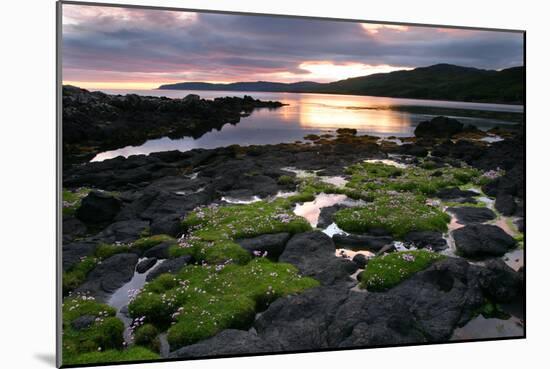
left=442, top=201, right=487, bottom=208
left=277, top=175, right=297, bottom=186
left=63, top=243, right=133, bottom=295
left=360, top=250, right=445, bottom=291
left=344, top=162, right=481, bottom=196
left=134, top=324, right=160, bottom=353
left=334, top=192, right=450, bottom=238
left=128, top=258, right=319, bottom=349
left=172, top=199, right=311, bottom=264
left=132, top=234, right=176, bottom=252
left=62, top=188, right=92, bottom=216
left=62, top=296, right=125, bottom=364
left=62, top=257, right=100, bottom=294
left=65, top=347, right=159, bottom=365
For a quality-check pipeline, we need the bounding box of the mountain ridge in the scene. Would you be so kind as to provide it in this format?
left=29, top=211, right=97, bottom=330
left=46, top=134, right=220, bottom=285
left=158, top=64, right=524, bottom=104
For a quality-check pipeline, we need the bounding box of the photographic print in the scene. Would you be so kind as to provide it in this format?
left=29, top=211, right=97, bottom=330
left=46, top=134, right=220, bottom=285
left=58, top=1, right=525, bottom=366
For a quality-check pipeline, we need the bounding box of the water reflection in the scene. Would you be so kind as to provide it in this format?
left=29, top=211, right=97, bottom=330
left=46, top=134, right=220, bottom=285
left=92, top=89, right=523, bottom=162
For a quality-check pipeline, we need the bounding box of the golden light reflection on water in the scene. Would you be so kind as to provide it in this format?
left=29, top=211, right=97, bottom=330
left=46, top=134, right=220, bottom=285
left=277, top=94, right=412, bottom=134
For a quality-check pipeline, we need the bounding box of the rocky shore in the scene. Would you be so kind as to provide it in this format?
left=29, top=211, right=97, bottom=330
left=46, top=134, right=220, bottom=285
left=62, top=86, right=285, bottom=164
left=61, top=108, right=525, bottom=365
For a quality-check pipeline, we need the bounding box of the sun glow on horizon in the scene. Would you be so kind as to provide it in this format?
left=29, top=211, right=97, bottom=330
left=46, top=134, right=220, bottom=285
left=361, top=23, right=409, bottom=34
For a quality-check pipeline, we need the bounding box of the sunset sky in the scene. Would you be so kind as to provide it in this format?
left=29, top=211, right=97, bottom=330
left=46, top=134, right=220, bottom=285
left=62, top=4, right=524, bottom=90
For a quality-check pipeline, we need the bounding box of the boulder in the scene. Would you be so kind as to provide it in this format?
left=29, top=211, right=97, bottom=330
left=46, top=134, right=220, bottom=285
left=254, top=286, right=350, bottom=350
left=352, top=254, right=368, bottom=268
left=169, top=329, right=274, bottom=358
left=146, top=255, right=194, bottom=282
left=447, top=207, right=496, bottom=225
left=280, top=232, right=357, bottom=286
left=143, top=241, right=174, bottom=259
left=495, top=193, right=517, bottom=216
left=71, top=315, right=96, bottom=331
left=452, top=224, right=517, bottom=258
left=317, top=205, right=348, bottom=229
left=435, top=187, right=478, bottom=203
left=477, top=259, right=523, bottom=303
left=75, top=191, right=122, bottom=224
left=94, top=220, right=150, bottom=243
left=414, top=116, right=464, bottom=138
left=136, top=258, right=157, bottom=274
left=236, top=232, right=291, bottom=260
left=332, top=233, right=393, bottom=252
left=403, top=231, right=448, bottom=251
left=62, top=241, right=98, bottom=271
left=75, top=253, right=139, bottom=301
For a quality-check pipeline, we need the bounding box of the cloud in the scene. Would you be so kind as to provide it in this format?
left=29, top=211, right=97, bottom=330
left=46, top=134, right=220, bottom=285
left=61, top=4, right=524, bottom=88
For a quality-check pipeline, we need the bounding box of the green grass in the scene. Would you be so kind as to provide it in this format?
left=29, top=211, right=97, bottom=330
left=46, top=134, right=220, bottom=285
left=132, top=234, right=176, bottom=252
left=170, top=199, right=311, bottom=264
left=344, top=162, right=481, bottom=196
left=134, top=324, right=160, bottom=353
left=334, top=192, right=450, bottom=238
left=360, top=250, right=445, bottom=291
left=128, top=258, right=319, bottom=349
left=62, top=296, right=123, bottom=364
left=62, top=188, right=92, bottom=216
left=63, top=235, right=178, bottom=295
left=62, top=256, right=100, bottom=294
left=65, top=347, right=159, bottom=365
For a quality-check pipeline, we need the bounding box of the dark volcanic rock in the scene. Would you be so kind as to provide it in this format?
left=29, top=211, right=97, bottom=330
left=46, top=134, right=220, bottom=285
left=236, top=232, right=291, bottom=260
left=169, top=329, right=274, bottom=358
left=477, top=259, right=523, bottom=303
left=280, top=232, right=358, bottom=286
left=255, top=258, right=488, bottom=350
left=75, top=253, right=139, bottom=301
left=452, top=224, right=517, bottom=258
left=515, top=218, right=525, bottom=233
left=71, top=315, right=96, bottom=331
left=150, top=214, right=184, bottom=237
left=414, top=116, right=464, bottom=138
left=352, top=254, right=368, bottom=268
left=143, top=241, right=173, bottom=259
left=403, top=231, right=448, bottom=251
left=447, top=207, right=496, bottom=224
left=136, top=257, right=157, bottom=274
left=63, top=216, right=87, bottom=241
left=62, top=241, right=98, bottom=271
left=435, top=187, right=478, bottom=202
left=254, top=286, right=350, bottom=350
left=495, top=193, right=517, bottom=216
left=75, top=191, right=122, bottom=224
left=317, top=204, right=348, bottom=229
left=63, top=86, right=285, bottom=163
left=146, top=255, right=194, bottom=282
left=94, top=220, right=150, bottom=243
left=332, top=233, right=393, bottom=252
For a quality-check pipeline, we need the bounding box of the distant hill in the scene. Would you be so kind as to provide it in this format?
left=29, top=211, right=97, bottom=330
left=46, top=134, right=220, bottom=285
left=159, top=81, right=323, bottom=93
left=158, top=64, right=524, bottom=104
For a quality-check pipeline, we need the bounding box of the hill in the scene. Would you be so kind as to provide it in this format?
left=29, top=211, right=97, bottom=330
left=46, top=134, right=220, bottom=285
left=158, top=64, right=524, bottom=104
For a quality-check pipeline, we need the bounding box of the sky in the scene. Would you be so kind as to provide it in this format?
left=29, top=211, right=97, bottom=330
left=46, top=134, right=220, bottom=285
left=62, top=4, right=524, bottom=90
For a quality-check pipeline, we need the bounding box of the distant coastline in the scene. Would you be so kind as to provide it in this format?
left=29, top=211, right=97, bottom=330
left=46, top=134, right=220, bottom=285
left=158, top=64, right=524, bottom=105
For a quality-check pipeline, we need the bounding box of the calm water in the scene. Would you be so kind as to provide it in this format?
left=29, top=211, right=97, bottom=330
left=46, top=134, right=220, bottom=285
left=92, top=89, right=523, bottom=162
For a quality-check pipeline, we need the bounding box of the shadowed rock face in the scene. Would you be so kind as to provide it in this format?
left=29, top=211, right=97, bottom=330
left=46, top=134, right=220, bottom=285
left=452, top=224, right=517, bottom=258
left=447, top=206, right=496, bottom=225
left=414, top=116, right=464, bottom=138
left=279, top=232, right=358, bottom=286
left=236, top=232, right=291, bottom=260
left=74, top=253, right=139, bottom=302
left=169, top=257, right=523, bottom=357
